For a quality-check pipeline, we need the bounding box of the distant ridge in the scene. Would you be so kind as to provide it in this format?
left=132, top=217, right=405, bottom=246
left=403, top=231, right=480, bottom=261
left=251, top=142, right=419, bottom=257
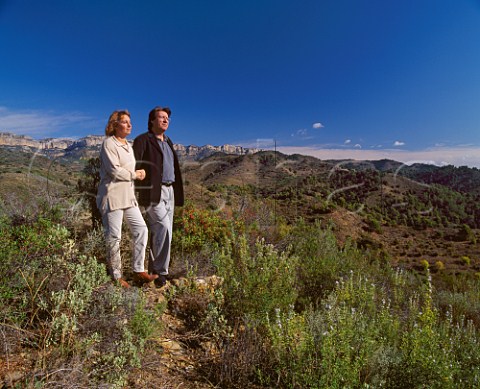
left=4, top=132, right=475, bottom=186
left=0, top=132, right=261, bottom=161
left=324, top=158, right=404, bottom=172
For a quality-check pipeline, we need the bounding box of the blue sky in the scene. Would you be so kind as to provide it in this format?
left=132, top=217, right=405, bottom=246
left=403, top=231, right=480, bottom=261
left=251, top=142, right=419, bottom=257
left=1, top=0, right=479, bottom=166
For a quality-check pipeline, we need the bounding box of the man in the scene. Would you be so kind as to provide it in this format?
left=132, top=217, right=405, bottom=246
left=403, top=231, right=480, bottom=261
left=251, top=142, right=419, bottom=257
left=133, top=106, right=184, bottom=287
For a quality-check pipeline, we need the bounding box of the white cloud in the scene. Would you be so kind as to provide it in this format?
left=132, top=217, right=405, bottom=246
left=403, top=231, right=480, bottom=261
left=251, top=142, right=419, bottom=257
left=344, top=139, right=351, bottom=144
left=297, top=128, right=308, bottom=136
left=291, top=128, right=314, bottom=139
left=354, top=144, right=362, bottom=148
left=312, top=122, right=324, bottom=129
left=0, top=106, right=100, bottom=138
left=274, top=145, right=480, bottom=168
left=394, top=140, right=405, bottom=146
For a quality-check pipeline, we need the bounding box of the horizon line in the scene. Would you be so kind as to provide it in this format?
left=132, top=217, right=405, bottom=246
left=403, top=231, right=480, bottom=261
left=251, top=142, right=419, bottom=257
left=2, top=131, right=480, bottom=169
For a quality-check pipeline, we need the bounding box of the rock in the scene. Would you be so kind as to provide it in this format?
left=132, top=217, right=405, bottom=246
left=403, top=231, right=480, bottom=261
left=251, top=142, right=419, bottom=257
left=159, top=339, right=183, bottom=355
left=4, top=370, right=23, bottom=385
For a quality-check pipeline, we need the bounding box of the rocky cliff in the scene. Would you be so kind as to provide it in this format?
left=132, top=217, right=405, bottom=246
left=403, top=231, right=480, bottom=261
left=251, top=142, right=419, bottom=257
left=0, top=132, right=260, bottom=160
left=0, top=132, right=74, bottom=149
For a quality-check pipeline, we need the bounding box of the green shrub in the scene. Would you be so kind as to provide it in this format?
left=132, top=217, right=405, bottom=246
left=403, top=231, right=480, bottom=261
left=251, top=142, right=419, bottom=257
left=289, top=221, right=365, bottom=309
left=254, top=266, right=480, bottom=388
left=214, top=234, right=298, bottom=324
left=47, top=255, right=110, bottom=347
left=167, top=267, right=230, bottom=342
left=436, top=277, right=480, bottom=327
left=461, top=256, right=471, bottom=266
left=435, top=260, right=445, bottom=271
left=458, top=224, right=476, bottom=243
left=420, top=259, right=430, bottom=270
left=263, top=307, right=314, bottom=387
left=173, top=201, right=232, bottom=253
left=393, top=274, right=457, bottom=388
left=0, top=215, right=82, bottom=327
left=366, top=214, right=383, bottom=233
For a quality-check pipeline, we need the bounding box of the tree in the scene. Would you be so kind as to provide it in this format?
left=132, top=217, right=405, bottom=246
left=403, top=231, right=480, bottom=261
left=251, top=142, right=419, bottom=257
left=77, top=157, right=101, bottom=228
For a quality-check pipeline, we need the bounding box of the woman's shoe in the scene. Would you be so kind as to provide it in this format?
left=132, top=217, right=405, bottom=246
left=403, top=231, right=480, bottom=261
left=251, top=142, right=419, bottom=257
left=117, top=278, right=131, bottom=288
left=134, top=272, right=159, bottom=284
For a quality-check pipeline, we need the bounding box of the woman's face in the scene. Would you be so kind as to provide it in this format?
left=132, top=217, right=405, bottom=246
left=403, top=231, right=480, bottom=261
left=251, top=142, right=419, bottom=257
left=114, top=115, right=132, bottom=139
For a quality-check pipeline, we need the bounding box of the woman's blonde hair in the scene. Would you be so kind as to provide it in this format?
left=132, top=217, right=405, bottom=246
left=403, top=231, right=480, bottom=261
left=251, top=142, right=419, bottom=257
left=105, top=110, right=131, bottom=136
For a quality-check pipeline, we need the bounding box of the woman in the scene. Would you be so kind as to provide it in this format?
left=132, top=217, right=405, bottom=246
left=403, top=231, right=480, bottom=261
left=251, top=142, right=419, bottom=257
left=96, top=110, right=158, bottom=287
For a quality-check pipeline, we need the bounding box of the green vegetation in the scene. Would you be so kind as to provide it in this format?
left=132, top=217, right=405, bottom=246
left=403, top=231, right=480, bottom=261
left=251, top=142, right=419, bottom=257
left=2, top=148, right=480, bottom=387
left=174, top=201, right=232, bottom=253
left=205, top=222, right=480, bottom=388
left=0, top=199, right=162, bottom=387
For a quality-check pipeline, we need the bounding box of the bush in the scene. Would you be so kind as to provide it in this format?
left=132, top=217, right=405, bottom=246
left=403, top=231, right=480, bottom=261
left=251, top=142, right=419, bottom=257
left=289, top=221, right=365, bottom=309
left=254, top=268, right=480, bottom=388
left=209, top=218, right=480, bottom=388
left=435, top=260, right=445, bottom=271
left=366, top=214, right=383, bottom=233
left=0, top=204, right=165, bottom=387
left=0, top=215, right=82, bottom=327
left=461, top=256, right=471, bottom=266
left=214, top=234, right=298, bottom=324
left=173, top=201, right=232, bottom=253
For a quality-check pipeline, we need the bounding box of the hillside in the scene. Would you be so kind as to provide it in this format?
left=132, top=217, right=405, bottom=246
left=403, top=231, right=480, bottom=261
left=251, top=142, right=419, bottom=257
left=1, top=145, right=479, bottom=275
left=181, top=151, right=480, bottom=276
left=337, top=158, right=480, bottom=196
left=2, top=145, right=480, bottom=387
left=0, top=148, right=81, bottom=203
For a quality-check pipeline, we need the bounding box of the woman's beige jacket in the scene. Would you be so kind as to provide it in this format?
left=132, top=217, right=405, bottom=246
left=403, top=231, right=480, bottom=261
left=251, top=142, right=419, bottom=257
left=96, top=136, right=138, bottom=214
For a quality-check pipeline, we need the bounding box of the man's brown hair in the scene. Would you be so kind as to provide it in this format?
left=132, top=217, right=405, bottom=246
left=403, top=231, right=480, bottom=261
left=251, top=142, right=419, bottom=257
left=148, top=106, right=171, bottom=132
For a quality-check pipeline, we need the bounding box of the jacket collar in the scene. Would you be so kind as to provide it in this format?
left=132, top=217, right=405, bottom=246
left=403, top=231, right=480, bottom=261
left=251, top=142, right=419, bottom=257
left=147, top=132, right=171, bottom=152
left=111, top=136, right=131, bottom=150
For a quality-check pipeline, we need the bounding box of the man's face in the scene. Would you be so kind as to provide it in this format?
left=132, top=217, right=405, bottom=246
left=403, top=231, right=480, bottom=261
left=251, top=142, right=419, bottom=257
left=151, top=110, right=170, bottom=133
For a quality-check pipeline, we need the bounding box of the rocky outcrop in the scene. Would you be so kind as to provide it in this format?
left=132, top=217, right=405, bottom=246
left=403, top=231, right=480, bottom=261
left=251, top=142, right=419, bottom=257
left=64, top=135, right=105, bottom=155
left=0, top=132, right=74, bottom=149
left=173, top=144, right=258, bottom=160
left=0, top=132, right=260, bottom=160
left=67, top=135, right=104, bottom=149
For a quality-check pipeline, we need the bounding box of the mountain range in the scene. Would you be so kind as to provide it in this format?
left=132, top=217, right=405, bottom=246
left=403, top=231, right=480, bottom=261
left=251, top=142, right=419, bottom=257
left=0, top=132, right=260, bottom=161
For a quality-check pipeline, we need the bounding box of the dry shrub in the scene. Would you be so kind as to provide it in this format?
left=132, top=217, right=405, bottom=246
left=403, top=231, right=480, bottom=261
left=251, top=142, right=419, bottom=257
left=201, top=319, right=270, bottom=388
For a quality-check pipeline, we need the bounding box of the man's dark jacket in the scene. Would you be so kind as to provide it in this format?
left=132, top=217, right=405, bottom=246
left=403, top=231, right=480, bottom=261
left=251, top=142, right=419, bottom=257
left=132, top=132, right=184, bottom=208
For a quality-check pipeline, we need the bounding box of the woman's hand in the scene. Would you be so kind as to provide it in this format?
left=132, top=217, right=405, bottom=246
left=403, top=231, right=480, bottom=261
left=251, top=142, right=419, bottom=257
left=135, top=169, right=146, bottom=181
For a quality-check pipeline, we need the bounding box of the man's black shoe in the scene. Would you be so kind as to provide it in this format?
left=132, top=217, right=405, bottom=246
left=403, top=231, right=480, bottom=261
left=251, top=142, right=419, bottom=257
left=154, top=275, right=167, bottom=288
